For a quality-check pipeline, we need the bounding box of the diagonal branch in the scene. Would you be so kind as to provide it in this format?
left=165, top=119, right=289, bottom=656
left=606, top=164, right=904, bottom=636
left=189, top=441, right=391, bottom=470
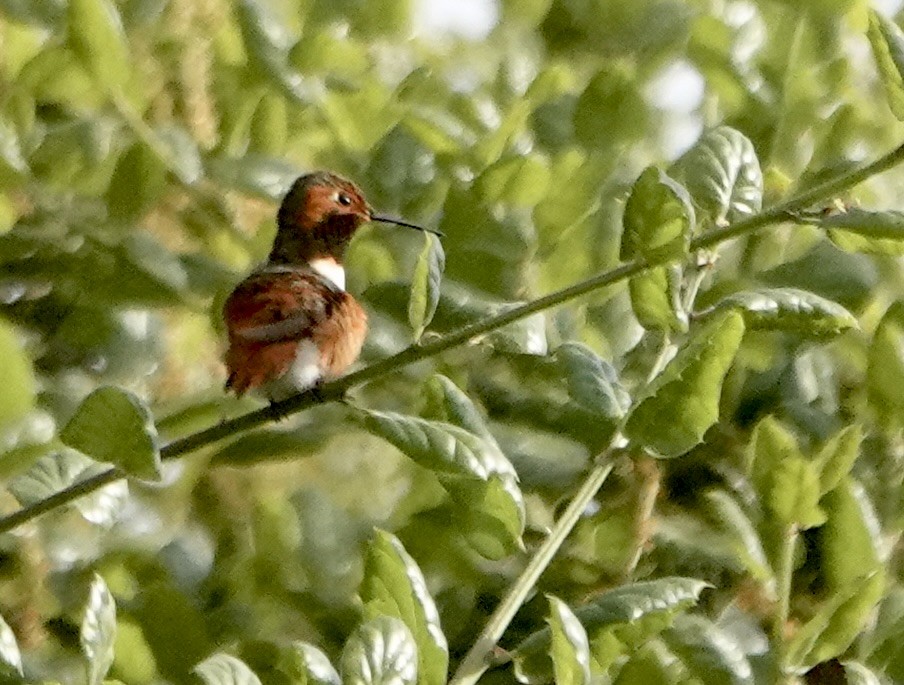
left=2, top=140, right=903, bottom=535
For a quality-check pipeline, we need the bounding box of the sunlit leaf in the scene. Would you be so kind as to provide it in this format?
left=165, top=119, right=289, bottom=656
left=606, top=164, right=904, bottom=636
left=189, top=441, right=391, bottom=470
left=514, top=577, right=709, bottom=683
left=662, top=614, right=754, bottom=685
left=195, top=654, right=262, bottom=685
left=820, top=478, right=882, bottom=590
left=283, top=643, right=340, bottom=685
left=340, top=616, right=418, bottom=685
left=476, top=154, right=552, bottom=207
left=713, top=288, right=857, bottom=336
left=60, top=386, right=161, bottom=481
left=67, top=0, right=130, bottom=92
left=361, top=531, right=448, bottom=685
left=249, top=93, right=288, bottom=155
left=106, top=142, right=167, bottom=221
left=554, top=342, right=630, bottom=419
left=702, top=490, right=773, bottom=587
left=814, top=425, right=862, bottom=495
left=746, top=416, right=802, bottom=504
left=669, top=126, right=762, bottom=226
left=546, top=596, right=591, bottom=685
left=408, top=234, right=445, bottom=341
left=0, top=318, right=36, bottom=427
left=625, top=311, right=745, bottom=458
left=0, top=116, right=28, bottom=183
left=867, top=302, right=904, bottom=429
left=843, top=661, right=884, bottom=685
left=769, top=456, right=826, bottom=529
left=787, top=572, right=885, bottom=672
left=621, top=166, right=694, bottom=261
left=0, top=613, right=23, bottom=678
left=628, top=265, right=688, bottom=332
left=867, top=10, right=904, bottom=120
left=81, top=574, right=116, bottom=685
left=823, top=208, right=904, bottom=255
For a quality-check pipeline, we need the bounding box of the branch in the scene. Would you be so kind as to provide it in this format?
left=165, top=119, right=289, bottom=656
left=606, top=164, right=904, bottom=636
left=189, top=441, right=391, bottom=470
left=2, top=140, right=904, bottom=535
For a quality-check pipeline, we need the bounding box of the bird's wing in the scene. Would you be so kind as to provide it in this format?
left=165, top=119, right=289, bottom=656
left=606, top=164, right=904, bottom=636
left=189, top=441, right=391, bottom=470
left=223, top=268, right=343, bottom=394
left=224, top=268, right=338, bottom=343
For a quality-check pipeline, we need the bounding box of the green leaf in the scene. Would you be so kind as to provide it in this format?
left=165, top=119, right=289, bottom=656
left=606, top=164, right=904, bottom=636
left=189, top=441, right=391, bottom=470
left=195, top=654, right=263, bottom=685
left=702, top=490, right=773, bottom=587
left=822, top=208, right=904, bottom=255
left=669, top=126, right=762, bottom=227
left=662, top=614, right=754, bottom=685
left=514, top=578, right=709, bottom=683
left=475, top=155, right=552, bottom=207
left=359, top=409, right=516, bottom=481
left=573, top=64, right=648, bottom=150
left=843, top=662, right=884, bottom=685
left=408, top=234, right=445, bottom=341
left=106, top=142, right=167, bottom=221
left=450, top=474, right=526, bottom=559
left=867, top=302, right=904, bottom=429
left=340, top=616, right=418, bottom=685
left=746, top=416, right=803, bottom=503
left=610, top=641, right=680, bottom=684
left=768, top=456, right=826, bottom=529
left=787, top=572, right=885, bottom=672
left=283, top=643, right=340, bottom=685
left=0, top=116, right=28, bottom=183
left=814, top=425, right=862, bottom=495
left=554, top=342, right=630, bottom=419
left=8, top=450, right=128, bottom=524
left=0, top=318, right=36, bottom=427
left=423, top=374, right=494, bottom=439
left=628, top=265, right=688, bottom=332
left=236, top=0, right=316, bottom=102
left=359, top=409, right=524, bottom=558
left=867, top=10, right=904, bottom=120
left=0, top=612, right=23, bottom=678
left=621, top=166, right=694, bottom=261
left=61, top=387, right=161, bottom=481
left=546, top=596, right=591, bottom=685
left=713, top=288, right=858, bottom=336
left=67, top=0, right=130, bottom=92
left=820, top=478, right=882, bottom=590
left=249, top=93, right=289, bottom=155
left=625, top=311, right=745, bottom=458
left=81, top=574, right=117, bottom=685
left=361, top=531, right=448, bottom=685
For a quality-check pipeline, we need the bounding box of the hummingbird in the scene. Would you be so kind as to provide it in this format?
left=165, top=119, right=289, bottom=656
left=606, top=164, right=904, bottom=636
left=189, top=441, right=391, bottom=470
left=223, top=171, right=438, bottom=401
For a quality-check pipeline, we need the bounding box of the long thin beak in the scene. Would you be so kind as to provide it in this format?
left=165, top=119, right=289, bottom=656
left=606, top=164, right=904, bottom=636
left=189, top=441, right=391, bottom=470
left=371, top=213, right=444, bottom=237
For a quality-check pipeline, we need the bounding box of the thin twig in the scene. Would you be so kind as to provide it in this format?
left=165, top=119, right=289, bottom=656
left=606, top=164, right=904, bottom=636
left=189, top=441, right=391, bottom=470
left=2, top=140, right=904, bottom=535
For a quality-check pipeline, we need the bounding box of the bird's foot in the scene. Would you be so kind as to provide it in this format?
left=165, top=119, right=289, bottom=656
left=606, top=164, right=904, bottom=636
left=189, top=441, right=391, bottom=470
left=266, top=399, right=291, bottom=422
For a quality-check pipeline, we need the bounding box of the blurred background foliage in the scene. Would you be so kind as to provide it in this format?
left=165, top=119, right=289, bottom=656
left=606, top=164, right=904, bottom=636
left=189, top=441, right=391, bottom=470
left=0, top=0, right=903, bottom=683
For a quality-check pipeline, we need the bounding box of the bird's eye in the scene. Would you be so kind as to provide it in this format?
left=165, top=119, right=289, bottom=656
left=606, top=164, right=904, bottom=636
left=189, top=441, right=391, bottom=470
left=337, top=193, right=352, bottom=206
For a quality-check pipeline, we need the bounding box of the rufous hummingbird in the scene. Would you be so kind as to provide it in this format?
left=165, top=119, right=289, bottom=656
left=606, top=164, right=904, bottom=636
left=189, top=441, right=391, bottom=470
left=223, top=171, right=439, bottom=401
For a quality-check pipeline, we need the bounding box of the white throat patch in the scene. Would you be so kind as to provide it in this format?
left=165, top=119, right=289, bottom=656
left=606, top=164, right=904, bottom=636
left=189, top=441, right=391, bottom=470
left=309, top=257, right=346, bottom=291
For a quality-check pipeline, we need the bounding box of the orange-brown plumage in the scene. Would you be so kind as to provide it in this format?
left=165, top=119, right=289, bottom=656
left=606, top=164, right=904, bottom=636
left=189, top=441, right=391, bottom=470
left=222, top=171, right=431, bottom=400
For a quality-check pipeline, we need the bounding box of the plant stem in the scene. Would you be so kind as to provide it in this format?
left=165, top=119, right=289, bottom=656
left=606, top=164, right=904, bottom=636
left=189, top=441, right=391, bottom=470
left=2, top=139, right=904, bottom=535
left=622, top=456, right=661, bottom=581
left=449, top=459, right=615, bottom=685
left=774, top=524, right=798, bottom=681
